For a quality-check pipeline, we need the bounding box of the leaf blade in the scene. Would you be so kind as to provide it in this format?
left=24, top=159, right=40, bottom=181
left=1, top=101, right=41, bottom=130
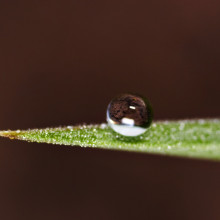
left=0, top=119, right=220, bottom=160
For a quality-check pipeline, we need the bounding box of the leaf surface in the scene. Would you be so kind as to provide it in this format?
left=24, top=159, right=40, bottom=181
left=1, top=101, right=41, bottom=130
left=0, top=119, right=220, bottom=160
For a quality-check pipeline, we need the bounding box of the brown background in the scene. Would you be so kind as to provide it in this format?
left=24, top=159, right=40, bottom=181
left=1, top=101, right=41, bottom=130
left=0, top=0, right=220, bottom=219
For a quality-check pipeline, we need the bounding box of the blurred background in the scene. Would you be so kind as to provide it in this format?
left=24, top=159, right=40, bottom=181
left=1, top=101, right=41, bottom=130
left=0, top=0, right=220, bottom=219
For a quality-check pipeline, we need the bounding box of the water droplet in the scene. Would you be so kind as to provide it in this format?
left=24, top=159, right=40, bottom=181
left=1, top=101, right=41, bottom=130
left=106, top=93, right=153, bottom=136
left=100, top=123, right=107, bottom=129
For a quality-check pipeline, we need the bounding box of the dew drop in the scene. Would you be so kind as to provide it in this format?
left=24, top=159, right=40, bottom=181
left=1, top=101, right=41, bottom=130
left=106, top=93, right=153, bottom=136
left=100, top=123, right=107, bottom=129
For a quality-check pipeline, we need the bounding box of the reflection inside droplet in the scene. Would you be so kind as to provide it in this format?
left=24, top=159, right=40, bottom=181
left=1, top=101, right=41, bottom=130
left=106, top=93, right=153, bottom=137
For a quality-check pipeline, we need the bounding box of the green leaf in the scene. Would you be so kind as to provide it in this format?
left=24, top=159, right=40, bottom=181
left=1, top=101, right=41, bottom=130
left=0, top=119, right=220, bottom=160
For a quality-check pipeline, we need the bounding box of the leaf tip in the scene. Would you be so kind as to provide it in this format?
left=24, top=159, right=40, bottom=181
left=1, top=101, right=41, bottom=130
left=0, top=130, right=22, bottom=139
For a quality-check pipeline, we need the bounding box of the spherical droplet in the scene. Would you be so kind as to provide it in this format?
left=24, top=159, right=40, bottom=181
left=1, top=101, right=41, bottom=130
left=106, top=94, right=153, bottom=136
